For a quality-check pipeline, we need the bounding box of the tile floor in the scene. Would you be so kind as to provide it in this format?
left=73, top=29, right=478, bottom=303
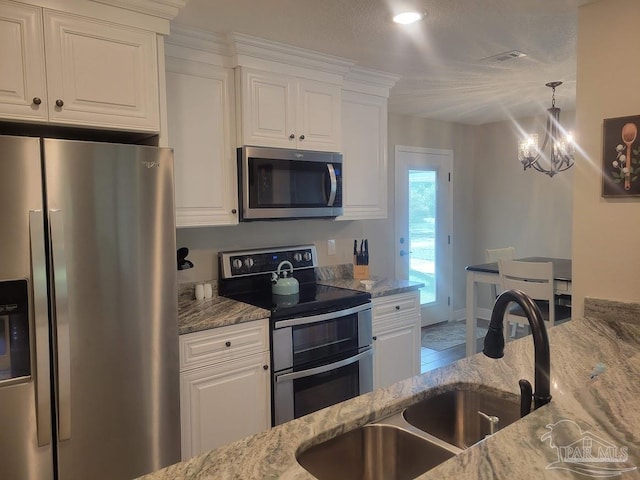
left=420, top=319, right=530, bottom=373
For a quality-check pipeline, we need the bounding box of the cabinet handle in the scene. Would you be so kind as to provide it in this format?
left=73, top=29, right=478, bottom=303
left=289, top=133, right=295, bottom=140
left=55, top=99, right=64, bottom=107
left=299, top=134, right=305, bottom=140
left=395, top=305, right=400, bottom=310
left=225, top=341, right=231, bottom=347
left=263, top=365, right=269, bottom=370
left=231, top=209, right=237, bottom=214
left=33, top=97, right=42, bottom=105
left=372, top=336, right=377, bottom=341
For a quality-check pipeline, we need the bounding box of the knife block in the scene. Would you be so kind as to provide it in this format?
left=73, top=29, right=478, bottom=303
left=353, top=264, right=369, bottom=280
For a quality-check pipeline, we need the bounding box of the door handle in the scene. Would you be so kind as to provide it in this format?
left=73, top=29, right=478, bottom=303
left=50, top=209, right=71, bottom=441
left=326, top=163, right=337, bottom=206
left=29, top=210, right=52, bottom=447
left=399, top=250, right=413, bottom=257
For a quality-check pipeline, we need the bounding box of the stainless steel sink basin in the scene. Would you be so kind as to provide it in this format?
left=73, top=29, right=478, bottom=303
left=403, top=384, right=521, bottom=449
left=296, top=424, right=455, bottom=480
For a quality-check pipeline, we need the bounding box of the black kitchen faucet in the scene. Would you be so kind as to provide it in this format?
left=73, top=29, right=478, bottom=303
left=483, top=289, right=552, bottom=417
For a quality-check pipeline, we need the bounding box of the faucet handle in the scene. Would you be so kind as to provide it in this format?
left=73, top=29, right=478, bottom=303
left=519, top=378, right=533, bottom=418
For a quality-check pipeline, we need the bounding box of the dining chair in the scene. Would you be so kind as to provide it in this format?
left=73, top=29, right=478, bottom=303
left=485, top=247, right=515, bottom=299
left=498, top=259, right=572, bottom=340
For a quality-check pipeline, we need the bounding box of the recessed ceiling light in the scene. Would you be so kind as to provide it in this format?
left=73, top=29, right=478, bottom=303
left=393, top=11, right=424, bottom=25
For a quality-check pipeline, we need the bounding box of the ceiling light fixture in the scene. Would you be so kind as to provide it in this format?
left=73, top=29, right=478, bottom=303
left=393, top=11, right=423, bottom=25
left=518, top=81, right=575, bottom=177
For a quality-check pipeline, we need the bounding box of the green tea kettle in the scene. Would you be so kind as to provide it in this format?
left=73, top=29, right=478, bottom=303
left=271, top=261, right=299, bottom=296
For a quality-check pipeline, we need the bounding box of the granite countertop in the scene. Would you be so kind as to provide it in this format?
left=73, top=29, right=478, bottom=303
left=318, top=276, right=423, bottom=298
left=178, top=266, right=423, bottom=335
left=315, top=264, right=424, bottom=298
left=178, top=282, right=269, bottom=335
left=141, top=298, right=640, bottom=479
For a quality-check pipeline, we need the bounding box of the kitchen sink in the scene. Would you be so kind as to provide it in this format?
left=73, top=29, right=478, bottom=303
left=296, top=424, right=455, bottom=480
left=403, top=383, right=521, bottom=449
left=297, top=383, right=521, bottom=479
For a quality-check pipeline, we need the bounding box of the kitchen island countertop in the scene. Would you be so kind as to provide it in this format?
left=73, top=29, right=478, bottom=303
left=143, top=297, right=640, bottom=479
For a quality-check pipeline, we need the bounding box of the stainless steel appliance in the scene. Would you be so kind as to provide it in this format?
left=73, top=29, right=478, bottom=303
left=237, top=146, right=343, bottom=220
left=0, top=136, right=180, bottom=480
left=218, top=245, right=373, bottom=426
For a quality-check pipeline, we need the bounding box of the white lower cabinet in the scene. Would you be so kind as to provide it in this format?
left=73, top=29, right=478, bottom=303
left=372, top=291, right=421, bottom=389
left=179, top=320, right=271, bottom=460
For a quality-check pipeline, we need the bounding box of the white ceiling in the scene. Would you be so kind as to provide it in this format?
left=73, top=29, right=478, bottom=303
left=174, top=0, right=594, bottom=125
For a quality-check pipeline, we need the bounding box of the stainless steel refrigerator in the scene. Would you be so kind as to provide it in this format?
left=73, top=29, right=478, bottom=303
left=0, top=136, right=180, bottom=480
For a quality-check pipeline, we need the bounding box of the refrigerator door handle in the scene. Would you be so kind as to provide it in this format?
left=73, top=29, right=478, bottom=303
left=50, top=209, right=71, bottom=441
left=29, top=210, right=52, bottom=447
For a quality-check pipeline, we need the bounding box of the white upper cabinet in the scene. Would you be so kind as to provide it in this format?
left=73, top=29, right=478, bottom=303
left=43, top=10, right=159, bottom=131
left=237, top=68, right=341, bottom=152
left=166, top=55, right=238, bottom=227
left=340, top=90, right=388, bottom=220
left=0, top=0, right=161, bottom=131
left=0, top=0, right=47, bottom=122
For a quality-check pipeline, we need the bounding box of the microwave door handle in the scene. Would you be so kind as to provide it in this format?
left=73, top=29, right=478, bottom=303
left=326, top=163, right=337, bottom=206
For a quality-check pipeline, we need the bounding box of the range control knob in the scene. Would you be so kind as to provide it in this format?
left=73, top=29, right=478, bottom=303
left=303, top=251, right=312, bottom=262
left=293, top=252, right=303, bottom=263
left=244, top=258, right=254, bottom=268
left=232, top=259, right=243, bottom=270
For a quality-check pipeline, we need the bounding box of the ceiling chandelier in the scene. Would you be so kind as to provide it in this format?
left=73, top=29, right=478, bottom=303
left=518, top=81, right=575, bottom=177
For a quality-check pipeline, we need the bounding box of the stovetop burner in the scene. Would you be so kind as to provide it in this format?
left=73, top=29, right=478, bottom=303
left=218, top=244, right=370, bottom=321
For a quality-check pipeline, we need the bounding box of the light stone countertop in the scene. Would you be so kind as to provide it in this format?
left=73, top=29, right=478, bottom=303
left=177, top=281, right=269, bottom=335
left=318, top=276, right=423, bottom=298
left=177, top=267, right=423, bottom=335
left=141, top=298, right=640, bottom=479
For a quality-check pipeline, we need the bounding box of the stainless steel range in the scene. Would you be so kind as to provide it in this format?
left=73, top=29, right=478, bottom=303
left=218, top=245, right=373, bottom=426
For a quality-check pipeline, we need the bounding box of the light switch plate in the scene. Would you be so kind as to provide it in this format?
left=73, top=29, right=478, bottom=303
left=327, top=239, right=336, bottom=256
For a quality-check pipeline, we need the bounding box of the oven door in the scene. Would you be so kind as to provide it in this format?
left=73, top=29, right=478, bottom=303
left=273, top=347, right=373, bottom=425
left=271, top=303, right=372, bottom=425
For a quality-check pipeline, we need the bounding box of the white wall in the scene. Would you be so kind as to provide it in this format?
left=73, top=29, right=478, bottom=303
left=572, top=0, right=640, bottom=316
left=472, top=112, right=575, bottom=263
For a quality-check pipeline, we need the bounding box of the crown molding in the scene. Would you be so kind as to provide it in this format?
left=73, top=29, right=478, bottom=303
left=166, top=24, right=230, bottom=55
left=344, top=66, right=399, bottom=89
left=92, top=0, right=188, bottom=20
left=228, top=32, right=354, bottom=78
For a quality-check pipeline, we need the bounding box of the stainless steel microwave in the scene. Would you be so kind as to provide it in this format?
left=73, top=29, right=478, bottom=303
left=237, top=146, right=343, bottom=221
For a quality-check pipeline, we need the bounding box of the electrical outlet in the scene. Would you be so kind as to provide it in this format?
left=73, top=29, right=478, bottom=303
left=327, top=239, right=336, bottom=256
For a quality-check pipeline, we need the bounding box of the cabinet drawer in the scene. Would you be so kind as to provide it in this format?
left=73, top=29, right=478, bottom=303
left=180, top=319, right=269, bottom=371
left=372, top=291, right=420, bottom=321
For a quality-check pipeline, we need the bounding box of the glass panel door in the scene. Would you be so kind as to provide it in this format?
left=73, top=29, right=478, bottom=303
left=396, top=146, right=452, bottom=326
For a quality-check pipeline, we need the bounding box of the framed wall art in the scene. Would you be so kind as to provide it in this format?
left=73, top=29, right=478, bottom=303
left=602, top=114, right=640, bottom=197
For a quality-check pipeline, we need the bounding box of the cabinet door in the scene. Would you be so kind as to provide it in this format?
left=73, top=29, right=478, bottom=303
left=340, top=91, right=388, bottom=219
left=372, top=317, right=420, bottom=390
left=180, top=352, right=270, bottom=460
left=166, top=57, right=238, bottom=226
left=296, top=79, right=341, bottom=152
left=0, top=1, right=47, bottom=122
left=239, top=68, right=296, bottom=148
left=43, top=10, right=159, bottom=131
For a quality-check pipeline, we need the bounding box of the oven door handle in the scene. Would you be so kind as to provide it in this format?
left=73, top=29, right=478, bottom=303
left=275, top=348, right=372, bottom=383
left=274, top=302, right=370, bottom=329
